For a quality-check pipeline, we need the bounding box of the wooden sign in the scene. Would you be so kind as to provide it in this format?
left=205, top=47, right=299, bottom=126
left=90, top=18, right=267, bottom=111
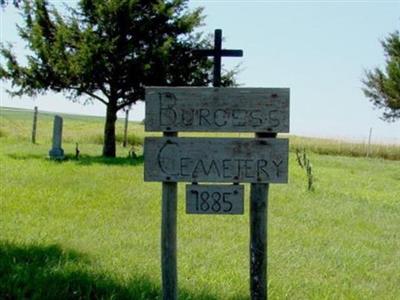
left=186, top=184, right=244, bottom=214
left=144, top=137, right=288, bottom=183
left=145, top=87, right=289, bottom=133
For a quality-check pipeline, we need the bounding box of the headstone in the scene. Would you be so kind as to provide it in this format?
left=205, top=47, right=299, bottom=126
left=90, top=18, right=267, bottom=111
left=49, top=115, right=64, bottom=159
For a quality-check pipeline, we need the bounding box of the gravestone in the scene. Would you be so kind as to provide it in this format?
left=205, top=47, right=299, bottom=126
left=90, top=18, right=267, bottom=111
left=49, top=115, right=64, bottom=160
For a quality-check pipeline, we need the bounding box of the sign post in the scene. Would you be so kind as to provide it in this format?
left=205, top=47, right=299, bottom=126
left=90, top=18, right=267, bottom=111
left=161, top=131, right=178, bottom=300
left=144, top=29, right=289, bottom=300
left=144, top=88, right=289, bottom=299
left=250, top=132, right=276, bottom=300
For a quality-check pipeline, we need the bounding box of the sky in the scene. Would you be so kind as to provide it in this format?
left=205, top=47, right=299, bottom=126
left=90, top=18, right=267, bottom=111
left=1, top=0, right=400, bottom=144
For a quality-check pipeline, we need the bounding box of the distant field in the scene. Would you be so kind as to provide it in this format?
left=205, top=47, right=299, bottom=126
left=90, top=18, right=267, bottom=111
left=1, top=107, right=400, bottom=299
left=1, top=107, right=399, bottom=160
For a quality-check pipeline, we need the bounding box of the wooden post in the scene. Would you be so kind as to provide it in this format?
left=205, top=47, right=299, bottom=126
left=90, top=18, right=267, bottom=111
left=250, top=183, right=269, bottom=300
left=367, top=127, right=372, bottom=157
left=31, top=106, right=38, bottom=144
left=161, top=131, right=178, bottom=300
left=250, top=132, right=276, bottom=300
left=123, top=109, right=129, bottom=147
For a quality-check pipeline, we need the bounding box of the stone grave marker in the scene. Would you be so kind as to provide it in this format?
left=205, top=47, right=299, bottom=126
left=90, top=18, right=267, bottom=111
left=49, top=115, right=64, bottom=160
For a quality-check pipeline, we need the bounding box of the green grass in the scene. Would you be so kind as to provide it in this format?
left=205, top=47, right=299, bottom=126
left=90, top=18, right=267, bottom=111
left=1, top=106, right=399, bottom=160
left=290, top=135, right=400, bottom=161
left=0, top=107, right=145, bottom=147
left=1, top=107, right=400, bottom=299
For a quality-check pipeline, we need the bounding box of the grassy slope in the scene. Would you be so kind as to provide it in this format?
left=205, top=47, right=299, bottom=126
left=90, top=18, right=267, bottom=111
left=1, top=106, right=399, bottom=160
left=1, top=108, right=399, bottom=299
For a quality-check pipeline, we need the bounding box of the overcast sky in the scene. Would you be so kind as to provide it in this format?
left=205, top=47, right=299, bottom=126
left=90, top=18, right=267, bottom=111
left=1, top=1, right=400, bottom=143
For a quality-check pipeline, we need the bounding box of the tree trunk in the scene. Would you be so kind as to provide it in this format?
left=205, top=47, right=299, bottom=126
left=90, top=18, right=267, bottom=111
left=103, top=103, right=117, bottom=157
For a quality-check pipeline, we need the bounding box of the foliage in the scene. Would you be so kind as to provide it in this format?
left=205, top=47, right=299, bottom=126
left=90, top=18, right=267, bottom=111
left=0, top=0, right=22, bottom=7
left=362, top=29, right=400, bottom=121
left=0, top=0, right=238, bottom=157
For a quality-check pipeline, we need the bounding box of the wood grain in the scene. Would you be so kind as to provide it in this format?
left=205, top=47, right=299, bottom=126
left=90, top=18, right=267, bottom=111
left=161, top=132, right=178, bottom=300
left=186, top=184, right=244, bottom=214
left=144, top=137, right=289, bottom=183
left=250, top=132, right=275, bottom=300
left=145, top=87, right=289, bottom=133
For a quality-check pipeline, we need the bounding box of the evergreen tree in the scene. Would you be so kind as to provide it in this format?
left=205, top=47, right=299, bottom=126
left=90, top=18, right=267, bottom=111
left=362, top=30, right=400, bottom=121
left=1, top=0, right=237, bottom=156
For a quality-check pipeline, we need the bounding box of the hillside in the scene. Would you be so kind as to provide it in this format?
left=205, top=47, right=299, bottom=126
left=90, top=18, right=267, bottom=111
left=1, top=107, right=399, bottom=160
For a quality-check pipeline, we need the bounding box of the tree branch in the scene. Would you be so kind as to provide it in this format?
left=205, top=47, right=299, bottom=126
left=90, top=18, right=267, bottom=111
left=117, top=98, right=140, bottom=110
left=83, top=91, right=108, bottom=105
left=98, top=84, right=110, bottom=99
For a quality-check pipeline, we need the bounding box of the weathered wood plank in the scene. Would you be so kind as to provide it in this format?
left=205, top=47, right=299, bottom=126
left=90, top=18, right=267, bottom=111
left=250, top=132, right=275, bottom=300
left=250, top=183, right=268, bottom=300
left=144, top=137, right=288, bottom=183
left=145, top=87, right=289, bottom=133
left=186, top=184, right=244, bottom=214
left=161, top=132, right=178, bottom=300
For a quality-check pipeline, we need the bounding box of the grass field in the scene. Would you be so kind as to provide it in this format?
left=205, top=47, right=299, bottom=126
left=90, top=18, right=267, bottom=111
left=1, top=106, right=399, bottom=160
left=1, top=107, right=400, bottom=299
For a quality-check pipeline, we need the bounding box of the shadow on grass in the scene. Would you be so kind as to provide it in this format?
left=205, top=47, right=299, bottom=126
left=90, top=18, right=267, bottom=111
left=72, top=154, right=144, bottom=166
left=0, top=242, right=218, bottom=300
left=7, top=153, right=47, bottom=160
left=6, top=153, right=144, bottom=166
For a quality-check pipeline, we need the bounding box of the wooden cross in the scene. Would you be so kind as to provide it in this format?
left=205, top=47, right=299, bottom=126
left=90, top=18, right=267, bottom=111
left=193, top=29, right=243, bottom=87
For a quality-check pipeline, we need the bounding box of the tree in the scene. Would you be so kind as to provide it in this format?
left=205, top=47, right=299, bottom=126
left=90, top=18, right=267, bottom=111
left=0, top=0, right=237, bottom=157
left=0, top=0, right=22, bottom=7
left=362, top=29, right=400, bottom=122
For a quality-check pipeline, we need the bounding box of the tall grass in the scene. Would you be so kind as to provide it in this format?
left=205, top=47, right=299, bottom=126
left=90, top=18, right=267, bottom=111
left=1, top=131, right=399, bottom=299
left=1, top=106, right=400, bottom=298
left=1, top=107, right=399, bottom=160
left=290, top=135, right=400, bottom=160
left=0, top=107, right=145, bottom=147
